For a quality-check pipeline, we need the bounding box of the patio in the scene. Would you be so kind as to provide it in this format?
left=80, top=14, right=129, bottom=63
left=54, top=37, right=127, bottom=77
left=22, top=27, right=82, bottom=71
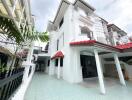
left=24, top=73, right=132, bottom=100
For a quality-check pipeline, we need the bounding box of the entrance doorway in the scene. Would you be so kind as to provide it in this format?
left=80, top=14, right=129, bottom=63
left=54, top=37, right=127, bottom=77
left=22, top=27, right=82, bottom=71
left=80, top=55, right=97, bottom=78
left=36, top=56, right=49, bottom=72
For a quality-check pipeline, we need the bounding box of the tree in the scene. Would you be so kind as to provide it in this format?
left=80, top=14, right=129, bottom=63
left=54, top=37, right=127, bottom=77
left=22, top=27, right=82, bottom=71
left=0, top=14, right=24, bottom=44
left=0, top=14, right=49, bottom=68
left=10, top=27, right=49, bottom=68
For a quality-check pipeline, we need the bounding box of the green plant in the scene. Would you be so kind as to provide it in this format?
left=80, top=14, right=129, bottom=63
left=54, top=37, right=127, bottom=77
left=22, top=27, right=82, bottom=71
left=0, top=14, right=24, bottom=44
left=0, top=60, right=5, bottom=73
left=0, top=14, right=49, bottom=69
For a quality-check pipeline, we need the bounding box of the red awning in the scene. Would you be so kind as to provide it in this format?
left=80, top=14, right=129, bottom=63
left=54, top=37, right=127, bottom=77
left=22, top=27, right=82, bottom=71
left=70, top=40, right=132, bottom=52
left=70, top=40, right=96, bottom=45
left=51, top=51, right=64, bottom=60
left=115, top=42, right=132, bottom=50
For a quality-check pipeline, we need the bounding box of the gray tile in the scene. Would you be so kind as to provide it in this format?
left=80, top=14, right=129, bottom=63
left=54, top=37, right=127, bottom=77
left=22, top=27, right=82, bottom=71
left=24, top=73, right=132, bottom=100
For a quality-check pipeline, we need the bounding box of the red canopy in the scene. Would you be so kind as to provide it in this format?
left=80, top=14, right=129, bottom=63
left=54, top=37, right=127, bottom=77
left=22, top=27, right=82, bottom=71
left=70, top=40, right=132, bottom=52
left=51, top=51, right=64, bottom=60
left=115, top=42, right=132, bottom=50
left=70, top=40, right=96, bottom=45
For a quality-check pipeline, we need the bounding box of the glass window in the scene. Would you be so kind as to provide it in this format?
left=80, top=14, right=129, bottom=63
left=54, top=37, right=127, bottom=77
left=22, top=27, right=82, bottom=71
left=55, top=59, right=58, bottom=67
left=80, top=26, right=93, bottom=39
left=60, top=58, right=63, bottom=67
left=59, top=18, right=64, bottom=28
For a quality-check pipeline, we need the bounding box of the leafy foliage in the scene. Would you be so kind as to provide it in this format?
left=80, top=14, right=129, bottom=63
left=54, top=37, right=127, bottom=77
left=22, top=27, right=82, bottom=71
left=0, top=14, right=49, bottom=45
left=0, top=14, right=24, bottom=44
left=21, top=26, right=49, bottom=43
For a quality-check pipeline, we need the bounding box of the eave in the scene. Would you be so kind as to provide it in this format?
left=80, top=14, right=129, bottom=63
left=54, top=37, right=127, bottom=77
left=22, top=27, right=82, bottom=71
left=74, top=0, right=95, bottom=13
left=107, top=24, right=127, bottom=35
left=53, top=0, right=70, bottom=26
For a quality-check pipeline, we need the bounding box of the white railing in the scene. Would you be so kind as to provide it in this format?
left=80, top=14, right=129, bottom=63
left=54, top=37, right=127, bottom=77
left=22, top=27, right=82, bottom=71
left=79, top=15, right=94, bottom=26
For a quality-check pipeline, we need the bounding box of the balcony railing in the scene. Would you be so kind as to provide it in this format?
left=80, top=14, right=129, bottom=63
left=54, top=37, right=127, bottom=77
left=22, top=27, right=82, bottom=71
left=0, top=67, right=25, bottom=100
left=79, top=15, right=94, bottom=26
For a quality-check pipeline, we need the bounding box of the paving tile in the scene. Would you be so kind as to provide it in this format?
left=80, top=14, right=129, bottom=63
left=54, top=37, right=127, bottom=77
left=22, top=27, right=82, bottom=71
left=24, top=73, right=132, bottom=100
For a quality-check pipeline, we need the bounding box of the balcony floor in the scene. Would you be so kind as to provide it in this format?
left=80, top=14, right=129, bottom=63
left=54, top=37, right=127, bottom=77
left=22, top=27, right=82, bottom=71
left=24, top=73, right=132, bottom=100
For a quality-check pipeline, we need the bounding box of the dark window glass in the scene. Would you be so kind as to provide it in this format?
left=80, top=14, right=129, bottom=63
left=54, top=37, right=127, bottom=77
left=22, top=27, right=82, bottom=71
left=55, top=59, right=58, bottom=66
left=48, top=60, right=50, bottom=66
left=60, top=58, right=63, bottom=67
left=33, top=49, right=39, bottom=54
left=57, top=39, right=59, bottom=50
left=59, top=18, right=64, bottom=28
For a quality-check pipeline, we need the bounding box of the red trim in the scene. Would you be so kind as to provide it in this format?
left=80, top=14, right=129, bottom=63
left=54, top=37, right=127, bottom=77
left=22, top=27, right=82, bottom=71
left=70, top=40, right=96, bottom=45
left=51, top=51, right=64, bottom=60
left=115, top=42, right=132, bottom=50
left=70, top=40, right=132, bottom=52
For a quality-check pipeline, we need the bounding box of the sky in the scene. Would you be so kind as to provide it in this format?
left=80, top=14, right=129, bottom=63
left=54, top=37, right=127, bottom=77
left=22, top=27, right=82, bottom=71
left=31, top=0, right=132, bottom=34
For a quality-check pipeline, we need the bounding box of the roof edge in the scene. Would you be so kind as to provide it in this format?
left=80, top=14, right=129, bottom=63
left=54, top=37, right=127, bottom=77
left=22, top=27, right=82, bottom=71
left=74, top=0, right=95, bottom=11
left=53, top=0, right=71, bottom=24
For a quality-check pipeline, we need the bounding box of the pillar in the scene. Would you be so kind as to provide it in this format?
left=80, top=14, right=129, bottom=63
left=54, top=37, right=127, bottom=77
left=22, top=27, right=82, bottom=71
left=114, top=53, right=126, bottom=86
left=49, top=60, right=55, bottom=75
left=57, top=59, right=61, bottom=79
left=26, top=42, right=34, bottom=63
left=94, top=49, right=106, bottom=94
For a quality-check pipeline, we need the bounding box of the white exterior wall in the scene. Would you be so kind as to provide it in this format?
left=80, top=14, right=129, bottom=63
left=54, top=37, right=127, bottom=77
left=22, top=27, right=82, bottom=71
left=72, top=7, right=94, bottom=41
left=70, top=7, right=107, bottom=43
left=49, top=4, right=108, bottom=83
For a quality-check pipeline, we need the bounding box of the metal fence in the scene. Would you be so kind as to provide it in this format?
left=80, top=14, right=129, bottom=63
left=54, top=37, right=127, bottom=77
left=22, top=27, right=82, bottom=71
left=0, top=67, right=25, bottom=100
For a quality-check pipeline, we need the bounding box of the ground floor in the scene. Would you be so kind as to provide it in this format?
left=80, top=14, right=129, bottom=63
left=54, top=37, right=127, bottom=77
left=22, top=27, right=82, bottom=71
left=24, top=73, right=132, bottom=100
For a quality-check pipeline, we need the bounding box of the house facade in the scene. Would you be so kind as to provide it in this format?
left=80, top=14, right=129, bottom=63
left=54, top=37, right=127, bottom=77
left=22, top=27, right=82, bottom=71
left=46, top=0, right=132, bottom=94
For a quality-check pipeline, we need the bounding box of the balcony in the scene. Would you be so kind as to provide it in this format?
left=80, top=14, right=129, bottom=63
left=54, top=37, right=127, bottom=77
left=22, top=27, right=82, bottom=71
left=79, top=15, right=94, bottom=26
left=75, top=26, right=94, bottom=41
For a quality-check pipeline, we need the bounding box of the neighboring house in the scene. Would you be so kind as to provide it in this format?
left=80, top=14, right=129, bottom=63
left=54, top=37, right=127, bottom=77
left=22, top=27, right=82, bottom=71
left=0, top=1, right=35, bottom=100
left=0, top=0, right=35, bottom=70
left=107, top=24, right=130, bottom=46
left=45, top=0, right=132, bottom=94
left=0, top=0, right=34, bottom=53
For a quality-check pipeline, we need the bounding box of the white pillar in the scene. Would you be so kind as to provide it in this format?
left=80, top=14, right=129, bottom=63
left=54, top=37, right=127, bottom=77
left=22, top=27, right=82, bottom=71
left=57, top=59, right=61, bottom=79
left=49, top=60, right=55, bottom=75
left=94, top=49, right=106, bottom=94
left=26, top=42, right=34, bottom=63
left=114, top=54, right=126, bottom=86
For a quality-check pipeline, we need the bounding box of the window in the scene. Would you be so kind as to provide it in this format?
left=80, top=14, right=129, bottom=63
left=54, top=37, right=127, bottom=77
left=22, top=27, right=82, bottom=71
left=80, top=26, right=93, bottom=40
left=59, top=18, right=64, bottom=28
left=55, top=59, right=58, bottom=66
left=33, top=49, right=39, bottom=54
left=57, top=39, right=59, bottom=50
left=48, top=60, right=50, bottom=66
left=60, top=58, right=63, bottom=67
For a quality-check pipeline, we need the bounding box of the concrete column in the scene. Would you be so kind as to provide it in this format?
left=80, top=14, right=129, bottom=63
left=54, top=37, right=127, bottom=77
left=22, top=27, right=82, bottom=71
left=94, top=49, right=106, bottom=94
left=114, top=54, right=126, bottom=86
left=26, top=42, right=34, bottom=63
left=49, top=60, right=55, bottom=75
left=74, top=50, right=82, bottom=83
left=57, top=59, right=61, bottom=79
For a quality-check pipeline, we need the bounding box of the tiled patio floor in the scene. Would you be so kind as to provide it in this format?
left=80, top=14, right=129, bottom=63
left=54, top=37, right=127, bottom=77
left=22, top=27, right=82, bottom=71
left=24, top=73, right=132, bottom=100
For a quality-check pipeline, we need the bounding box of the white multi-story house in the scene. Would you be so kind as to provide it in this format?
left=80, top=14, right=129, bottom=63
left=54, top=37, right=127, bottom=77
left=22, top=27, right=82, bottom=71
left=46, top=0, right=132, bottom=94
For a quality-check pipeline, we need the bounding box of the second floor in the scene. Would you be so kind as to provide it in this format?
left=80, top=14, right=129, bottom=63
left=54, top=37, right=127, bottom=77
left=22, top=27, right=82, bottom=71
left=47, top=0, right=130, bottom=53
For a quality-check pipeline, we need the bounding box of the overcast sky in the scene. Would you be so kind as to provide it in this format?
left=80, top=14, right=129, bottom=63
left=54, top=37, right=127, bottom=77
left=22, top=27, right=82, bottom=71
left=31, top=0, right=132, bottom=34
